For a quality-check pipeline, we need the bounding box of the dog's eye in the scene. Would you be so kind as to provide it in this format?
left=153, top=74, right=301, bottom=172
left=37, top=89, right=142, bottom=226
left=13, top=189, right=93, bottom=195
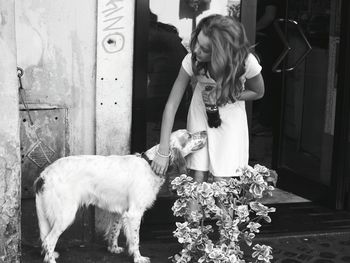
left=192, top=133, right=200, bottom=140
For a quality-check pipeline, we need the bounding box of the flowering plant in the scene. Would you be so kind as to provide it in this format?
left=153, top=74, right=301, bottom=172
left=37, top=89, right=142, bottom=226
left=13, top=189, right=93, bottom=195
left=170, top=164, right=278, bottom=263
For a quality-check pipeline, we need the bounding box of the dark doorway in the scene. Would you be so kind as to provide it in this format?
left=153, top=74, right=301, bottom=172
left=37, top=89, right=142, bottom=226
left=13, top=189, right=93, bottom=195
left=132, top=0, right=191, bottom=198
left=250, top=0, right=349, bottom=208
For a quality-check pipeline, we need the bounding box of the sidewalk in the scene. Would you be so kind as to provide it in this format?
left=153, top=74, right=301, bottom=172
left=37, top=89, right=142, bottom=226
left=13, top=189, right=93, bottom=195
left=260, top=232, right=350, bottom=263
left=22, top=231, right=350, bottom=263
left=22, top=200, right=350, bottom=262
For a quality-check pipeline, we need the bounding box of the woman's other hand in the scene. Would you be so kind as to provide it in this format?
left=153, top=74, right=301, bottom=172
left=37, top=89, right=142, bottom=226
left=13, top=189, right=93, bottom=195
left=202, top=85, right=217, bottom=105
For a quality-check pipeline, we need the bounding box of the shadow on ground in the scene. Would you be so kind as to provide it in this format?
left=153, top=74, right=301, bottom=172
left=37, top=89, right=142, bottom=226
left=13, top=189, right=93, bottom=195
left=22, top=231, right=350, bottom=263
left=22, top=240, right=181, bottom=263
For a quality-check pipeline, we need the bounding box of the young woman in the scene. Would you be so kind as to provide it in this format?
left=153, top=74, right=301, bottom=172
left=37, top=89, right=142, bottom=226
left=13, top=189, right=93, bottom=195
left=151, top=14, right=264, bottom=183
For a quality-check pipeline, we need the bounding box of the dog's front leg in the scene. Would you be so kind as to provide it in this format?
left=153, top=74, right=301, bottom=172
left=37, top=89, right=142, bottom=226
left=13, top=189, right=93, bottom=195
left=107, top=215, right=124, bottom=254
left=123, top=209, right=150, bottom=263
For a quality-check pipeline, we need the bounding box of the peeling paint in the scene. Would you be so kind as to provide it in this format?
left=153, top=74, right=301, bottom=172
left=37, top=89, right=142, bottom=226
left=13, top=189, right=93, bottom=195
left=15, top=0, right=96, bottom=156
left=1, top=1, right=22, bottom=262
left=0, top=142, right=21, bottom=263
left=96, top=0, right=134, bottom=156
left=20, top=109, right=66, bottom=197
left=16, top=14, right=43, bottom=69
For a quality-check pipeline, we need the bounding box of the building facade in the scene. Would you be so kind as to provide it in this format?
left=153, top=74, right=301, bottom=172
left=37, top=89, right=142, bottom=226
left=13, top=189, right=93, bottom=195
left=0, top=0, right=349, bottom=261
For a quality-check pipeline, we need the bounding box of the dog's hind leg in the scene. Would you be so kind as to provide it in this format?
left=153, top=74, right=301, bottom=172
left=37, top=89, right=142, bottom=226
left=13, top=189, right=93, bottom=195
left=42, top=224, right=63, bottom=263
left=107, top=214, right=125, bottom=254
left=36, top=196, right=60, bottom=261
left=36, top=195, right=51, bottom=242
left=123, top=208, right=150, bottom=263
left=42, top=206, right=77, bottom=263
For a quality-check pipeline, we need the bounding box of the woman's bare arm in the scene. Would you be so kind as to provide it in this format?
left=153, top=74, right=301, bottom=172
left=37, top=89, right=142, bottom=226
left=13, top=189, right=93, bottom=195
left=237, top=73, right=265, bottom=101
left=151, top=67, right=190, bottom=175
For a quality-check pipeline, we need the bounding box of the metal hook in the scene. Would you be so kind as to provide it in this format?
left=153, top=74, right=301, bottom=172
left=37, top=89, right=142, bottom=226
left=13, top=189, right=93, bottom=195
left=17, top=67, right=24, bottom=78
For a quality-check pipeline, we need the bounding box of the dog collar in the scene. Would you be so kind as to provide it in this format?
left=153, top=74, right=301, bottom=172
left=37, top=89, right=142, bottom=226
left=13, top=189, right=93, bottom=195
left=140, top=152, right=152, bottom=165
left=140, top=152, right=167, bottom=178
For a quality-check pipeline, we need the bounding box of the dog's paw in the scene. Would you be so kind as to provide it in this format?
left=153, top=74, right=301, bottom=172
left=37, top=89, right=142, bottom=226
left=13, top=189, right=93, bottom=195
left=44, top=254, right=57, bottom=263
left=53, top=251, right=60, bottom=259
left=134, top=256, right=151, bottom=263
left=108, top=245, right=124, bottom=254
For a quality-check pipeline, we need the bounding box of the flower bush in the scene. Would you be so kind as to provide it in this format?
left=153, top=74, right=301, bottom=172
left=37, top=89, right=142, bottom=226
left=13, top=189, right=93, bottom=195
left=170, top=164, right=278, bottom=263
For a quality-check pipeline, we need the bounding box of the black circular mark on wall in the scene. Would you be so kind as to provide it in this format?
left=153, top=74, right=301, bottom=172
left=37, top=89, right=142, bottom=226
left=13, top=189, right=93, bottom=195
left=102, top=32, right=125, bottom=53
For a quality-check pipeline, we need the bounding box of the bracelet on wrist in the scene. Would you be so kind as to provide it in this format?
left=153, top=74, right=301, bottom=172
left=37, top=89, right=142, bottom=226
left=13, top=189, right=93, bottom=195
left=156, top=147, right=171, bottom=158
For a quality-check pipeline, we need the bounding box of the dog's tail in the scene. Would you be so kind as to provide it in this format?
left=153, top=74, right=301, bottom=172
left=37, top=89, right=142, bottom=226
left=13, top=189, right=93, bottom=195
left=34, top=177, right=51, bottom=242
left=34, top=176, right=45, bottom=194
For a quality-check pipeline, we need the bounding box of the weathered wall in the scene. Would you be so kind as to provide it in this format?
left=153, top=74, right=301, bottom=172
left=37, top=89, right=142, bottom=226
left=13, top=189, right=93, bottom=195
left=14, top=0, right=98, bottom=247
left=95, top=0, right=135, bottom=232
left=15, top=0, right=97, bottom=155
left=95, top=0, right=135, bottom=156
left=15, top=0, right=136, bottom=238
left=0, top=1, right=21, bottom=262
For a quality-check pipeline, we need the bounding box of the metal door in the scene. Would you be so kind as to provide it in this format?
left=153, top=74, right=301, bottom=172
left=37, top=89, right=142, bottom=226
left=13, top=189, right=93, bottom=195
left=271, top=0, right=343, bottom=206
left=20, top=105, right=92, bottom=246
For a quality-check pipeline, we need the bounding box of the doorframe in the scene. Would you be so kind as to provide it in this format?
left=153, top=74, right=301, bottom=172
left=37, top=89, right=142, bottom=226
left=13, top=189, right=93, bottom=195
left=240, top=0, right=257, bottom=45
left=132, top=0, right=149, bottom=153
left=240, top=0, right=257, bottom=131
left=332, top=0, right=350, bottom=210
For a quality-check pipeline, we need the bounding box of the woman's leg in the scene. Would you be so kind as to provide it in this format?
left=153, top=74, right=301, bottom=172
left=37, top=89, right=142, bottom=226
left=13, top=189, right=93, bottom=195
left=188, top=170, right=209, bottom=218
left=213, top=176, right=233, bottom=218
left=189, top=169, right=209, bottom=183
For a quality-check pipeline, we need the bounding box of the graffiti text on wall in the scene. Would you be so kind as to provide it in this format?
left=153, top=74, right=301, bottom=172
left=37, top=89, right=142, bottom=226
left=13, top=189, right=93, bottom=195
left=101, top=0, right=125, bottom=53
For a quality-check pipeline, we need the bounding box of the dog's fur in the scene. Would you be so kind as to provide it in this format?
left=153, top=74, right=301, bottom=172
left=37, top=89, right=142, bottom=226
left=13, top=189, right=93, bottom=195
left=34, top=129, right=207, bottom=263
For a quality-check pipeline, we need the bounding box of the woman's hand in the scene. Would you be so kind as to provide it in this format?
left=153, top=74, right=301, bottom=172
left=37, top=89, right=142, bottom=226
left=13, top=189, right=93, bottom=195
left=202, top=85, right=217, bottom=105
left=151, top=150, right=170, bottom=176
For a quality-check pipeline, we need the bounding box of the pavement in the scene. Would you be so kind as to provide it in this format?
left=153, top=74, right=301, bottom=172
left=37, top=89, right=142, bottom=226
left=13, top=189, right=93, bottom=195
left=22, top=231, right=350, bottom=263
left=262, top=232, right=350, bottom=263
left=21, top=199, right=350, bottom=263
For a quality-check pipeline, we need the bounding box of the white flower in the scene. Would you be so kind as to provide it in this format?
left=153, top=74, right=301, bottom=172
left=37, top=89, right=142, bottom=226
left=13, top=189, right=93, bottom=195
left=171, top=166, right=277, bottom=263
left=236, top=205, right=249, bottom=221
left=247, top=222, right=261, bottom=233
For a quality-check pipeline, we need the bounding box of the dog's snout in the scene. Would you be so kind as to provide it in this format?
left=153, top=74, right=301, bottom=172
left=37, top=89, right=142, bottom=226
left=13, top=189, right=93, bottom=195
left=200, top=131, right=207, bottom=138
left=191, top=130, right=207, bottom=141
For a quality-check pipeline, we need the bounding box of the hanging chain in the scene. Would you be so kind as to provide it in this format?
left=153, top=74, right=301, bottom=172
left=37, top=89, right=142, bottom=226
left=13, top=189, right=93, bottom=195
left=17, top=67, right=34, bottom=125
left=17, top=67, right=53, bottom=166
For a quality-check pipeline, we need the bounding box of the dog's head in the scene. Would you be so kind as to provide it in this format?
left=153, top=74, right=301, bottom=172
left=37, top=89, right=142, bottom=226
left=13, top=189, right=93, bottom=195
left=168, top=129, right=207, bottom=175
left=144, top=129, right=207, bottom=175
left=169, top=129, right=207, bottom=157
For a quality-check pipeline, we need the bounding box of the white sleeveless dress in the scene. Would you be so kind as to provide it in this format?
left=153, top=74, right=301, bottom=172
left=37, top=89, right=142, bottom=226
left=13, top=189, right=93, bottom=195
left=182, top=53, right=262, bottom=177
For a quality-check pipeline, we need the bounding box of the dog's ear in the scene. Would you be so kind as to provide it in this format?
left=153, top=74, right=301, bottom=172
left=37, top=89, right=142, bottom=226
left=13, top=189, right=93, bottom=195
left=170, top=148, right=187, bottom=174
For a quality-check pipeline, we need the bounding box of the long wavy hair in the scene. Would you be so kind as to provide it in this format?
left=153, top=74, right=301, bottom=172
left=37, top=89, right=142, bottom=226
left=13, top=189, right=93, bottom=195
left=190, top=14, right=251, bottom=105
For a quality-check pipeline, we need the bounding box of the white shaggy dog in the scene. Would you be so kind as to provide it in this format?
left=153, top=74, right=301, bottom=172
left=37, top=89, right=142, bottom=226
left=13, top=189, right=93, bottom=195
left=34, top=129, right=207, bottom=263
